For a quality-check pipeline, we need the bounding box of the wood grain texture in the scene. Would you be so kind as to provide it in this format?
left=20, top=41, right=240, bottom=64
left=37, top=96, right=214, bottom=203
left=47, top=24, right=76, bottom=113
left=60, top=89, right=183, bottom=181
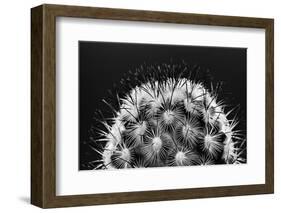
left=31, top=5, right=43, bottom=207
left=265, top=20, right=274, bottom=193
left=31, top=4, right=274, bottom=208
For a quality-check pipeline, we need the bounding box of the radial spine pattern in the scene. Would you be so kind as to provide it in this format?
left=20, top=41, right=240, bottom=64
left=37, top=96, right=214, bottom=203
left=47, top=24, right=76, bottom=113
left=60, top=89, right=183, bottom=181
left=94, top=66, right=246, bottom=170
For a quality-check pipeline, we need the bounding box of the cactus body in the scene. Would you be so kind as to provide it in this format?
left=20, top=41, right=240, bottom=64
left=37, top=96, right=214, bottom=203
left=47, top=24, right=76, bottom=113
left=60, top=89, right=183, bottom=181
left=93, top=66, right=246, bottom=170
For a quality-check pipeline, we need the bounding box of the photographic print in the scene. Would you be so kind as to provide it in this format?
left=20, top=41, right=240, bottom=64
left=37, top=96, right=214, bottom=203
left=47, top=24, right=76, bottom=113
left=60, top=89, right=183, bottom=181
left=79, top=41, right=247, bottom=170
left=31, top=5, right=274, bottom=207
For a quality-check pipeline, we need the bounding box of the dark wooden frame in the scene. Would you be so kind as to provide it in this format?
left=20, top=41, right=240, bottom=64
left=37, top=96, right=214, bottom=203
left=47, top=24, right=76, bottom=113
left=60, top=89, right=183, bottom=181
left=31, top=4, right=274, bottom=208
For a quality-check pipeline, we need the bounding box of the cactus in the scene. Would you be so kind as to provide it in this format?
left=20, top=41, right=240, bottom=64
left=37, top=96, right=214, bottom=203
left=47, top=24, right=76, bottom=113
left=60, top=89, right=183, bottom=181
left=90, top=63, right=246, bottom=170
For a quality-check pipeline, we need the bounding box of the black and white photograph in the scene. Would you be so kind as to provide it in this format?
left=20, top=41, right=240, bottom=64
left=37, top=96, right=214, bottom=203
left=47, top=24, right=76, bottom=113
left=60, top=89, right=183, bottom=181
left=26, top=0, right=277, bottom=208
left=79, top=41, right=247, bottom=170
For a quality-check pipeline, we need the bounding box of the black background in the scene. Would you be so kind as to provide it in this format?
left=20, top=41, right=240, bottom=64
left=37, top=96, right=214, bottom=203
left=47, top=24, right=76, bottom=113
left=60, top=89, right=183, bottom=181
left=79, top=41, right=247, bottom=170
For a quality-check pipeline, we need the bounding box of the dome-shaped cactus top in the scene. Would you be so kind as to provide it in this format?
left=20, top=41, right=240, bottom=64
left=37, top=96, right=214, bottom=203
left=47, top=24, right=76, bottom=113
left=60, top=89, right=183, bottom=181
left=91, top=72, right=246, bottom=170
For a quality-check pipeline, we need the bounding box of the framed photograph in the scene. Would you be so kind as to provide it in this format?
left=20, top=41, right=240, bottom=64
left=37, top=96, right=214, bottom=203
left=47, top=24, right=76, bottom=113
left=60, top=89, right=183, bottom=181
left=31, top=4, right=274, bottom=208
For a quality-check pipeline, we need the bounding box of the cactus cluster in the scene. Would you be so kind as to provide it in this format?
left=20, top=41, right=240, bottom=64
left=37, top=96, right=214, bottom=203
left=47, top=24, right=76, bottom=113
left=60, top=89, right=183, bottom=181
left=91, top=64, right=246, bottom=170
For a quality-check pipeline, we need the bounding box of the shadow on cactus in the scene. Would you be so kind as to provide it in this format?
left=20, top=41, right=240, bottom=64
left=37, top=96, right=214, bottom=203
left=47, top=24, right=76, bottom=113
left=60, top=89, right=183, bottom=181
left=89, top=63, right=246, bottom=170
